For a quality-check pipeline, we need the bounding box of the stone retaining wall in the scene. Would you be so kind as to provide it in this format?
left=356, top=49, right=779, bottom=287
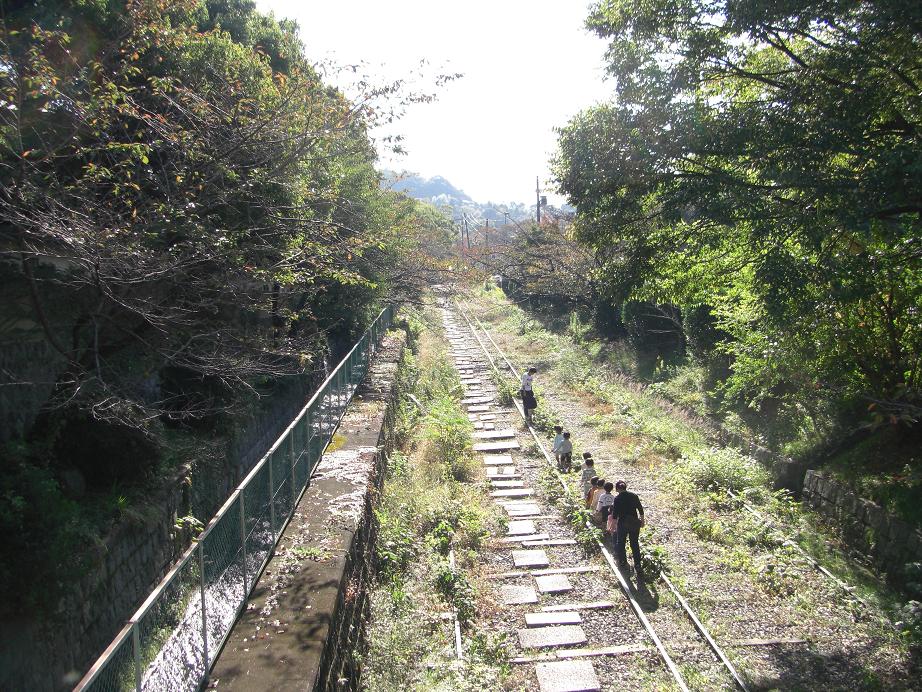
left=802, top=470, right=922, bottom=582
left=0, top=467, right=192, bottom=691
left=0, top=338, right=388, bottom=691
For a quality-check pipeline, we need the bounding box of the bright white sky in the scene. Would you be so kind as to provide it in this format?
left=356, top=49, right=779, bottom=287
left=254, top=0, right=613, bottom=206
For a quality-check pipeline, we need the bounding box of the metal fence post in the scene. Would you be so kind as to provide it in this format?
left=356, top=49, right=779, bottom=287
left=325, top=385, right=332, bottom=443
left=305, top=410, right=314, bottom=478
left=132, top=622, right=141, bottom=692
left=336, top=368, right=345, bottom=420
left=289, top=432, right=296, bottom=500
left=268, top=452, right=277, bottom=541
left=239, top=493, right=248, bottom=594
left=199, top=543, right=209, bottom=672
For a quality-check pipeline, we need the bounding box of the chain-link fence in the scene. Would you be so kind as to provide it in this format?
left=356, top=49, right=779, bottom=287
left=75, top=305, right=395, bottom=692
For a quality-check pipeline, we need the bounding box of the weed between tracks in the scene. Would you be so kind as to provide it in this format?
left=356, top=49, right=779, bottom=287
left=537, top=467, right=603, bottom=555
left=361, top=306, right=511, bottom=691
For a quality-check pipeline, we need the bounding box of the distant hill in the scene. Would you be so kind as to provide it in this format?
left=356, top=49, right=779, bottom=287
left=386, top=172, right=473, bottom=205
left=380, top=170, right=539, bottom=224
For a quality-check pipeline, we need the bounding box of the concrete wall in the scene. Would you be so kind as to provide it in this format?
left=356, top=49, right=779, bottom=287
left=802, top=470, right=922, bottom=582
left=209, top=330, right=407, bottom=691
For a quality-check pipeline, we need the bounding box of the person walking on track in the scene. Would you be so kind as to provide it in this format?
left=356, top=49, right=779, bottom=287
left=520, top=367, right=538, bottom=424
left=610, top=480, right=645, bottom=576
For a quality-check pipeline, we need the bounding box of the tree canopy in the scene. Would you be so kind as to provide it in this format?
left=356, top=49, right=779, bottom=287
left=554, top=0, right=922, bottom=433
left=0, top=0, right=455, bottom=611
left=1, top=0, right=446, bottom=429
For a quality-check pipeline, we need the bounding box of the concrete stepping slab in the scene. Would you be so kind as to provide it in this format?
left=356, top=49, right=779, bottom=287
left=467, top=404, right=492, bottom=412
left=512, top=550, right=550, bottom=568
left=506, top=504, right=542, bottom=517
left=541, top=601, right=615, bottom=612
left=483, top=454, right=514, bottom=465
left=518, top=625, right=588, bottom=649
left=525, top=612, right=582, bottom=628
left=474, top=428, right=516, bottom=439
left=490, top=479, right=525, bottom=488
left=507, top=520, right=537, bottom=535
left=462, top=396, right=494, bottom=405
left=501, top=584, right=539, bottom=605
left=491, top=488, right=533, bottom=498
left=474, top=421, right=484, bottom=430
left=475, top=441, right=520, bottom=452
left=485, top=467, right=520, bottom=478
left=478, top=414, right=498, bottom=421
left=495, top=533, right=550, bottom=544
left=522, top=539, right=578, bottom=547
left=535, top=575, right=573, bottom=594
left=535, top=660, right=600, bottom=692
left=484, top=422, right=496, bottom=430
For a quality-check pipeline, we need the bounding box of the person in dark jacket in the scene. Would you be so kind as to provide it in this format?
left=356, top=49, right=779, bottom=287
left=610, top=480, right=645, bottom=574
left=520, top=367, right=538, bottom=423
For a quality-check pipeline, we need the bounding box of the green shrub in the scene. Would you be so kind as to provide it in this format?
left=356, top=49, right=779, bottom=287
left=375, top=505, right=417, bottom=579
left=567, top=311, right=592, bottom=344
left=491, top=371, right=518, bottom=406
left=640, top=544, right=670, bottom=577
left=689, top=514, right=730, bottom=544
left=434, top=559, right=476, bottom=624
left=556, top=348, right=593, bottom=387
left=683, top=448, right=770, bottom=493
left=683, top=304, right=727, bottom=361
left=423, top=396, right=476, bottom=481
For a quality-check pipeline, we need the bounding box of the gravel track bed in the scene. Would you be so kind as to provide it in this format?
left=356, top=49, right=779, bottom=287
left=472, top=304, right=919, bottom=691
left=444, top=308, right=714, bottom=691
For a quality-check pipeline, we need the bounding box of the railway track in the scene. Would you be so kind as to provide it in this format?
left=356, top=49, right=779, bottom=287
left=441, top=297, right=753, bottom=692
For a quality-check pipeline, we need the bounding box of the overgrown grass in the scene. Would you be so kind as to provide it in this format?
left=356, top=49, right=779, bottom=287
left=362, top=306, right=509, bottom=690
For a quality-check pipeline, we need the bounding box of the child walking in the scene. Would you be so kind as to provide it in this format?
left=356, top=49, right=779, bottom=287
left=596, top=481, right=615, bottom=529
left=557, top=432, right=573, bottom=472
left=520, top=367, right=538, bottom=424
left=580, top=454, right=595, bottom=497
left=589, top=477, right=605, bottom=511
left=552, top=426, right=564, bottom=466
left=586, top=476, right=599, bottom=508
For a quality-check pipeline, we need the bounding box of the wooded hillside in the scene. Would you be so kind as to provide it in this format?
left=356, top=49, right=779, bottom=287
left=0, top=0, right=451, bottom=612
left=547, top=0, right=921, bottom=519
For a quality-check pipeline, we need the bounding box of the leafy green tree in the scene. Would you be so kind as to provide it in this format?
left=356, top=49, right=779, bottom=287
left=0, top=0, right=454, bottom=615
left=0, top=0, right=424, bottom=428
left=555, top=0, right=922, bottom=440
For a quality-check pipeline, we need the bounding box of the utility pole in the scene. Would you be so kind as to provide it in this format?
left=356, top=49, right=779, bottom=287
left=536, top=176, right=541, bottom=225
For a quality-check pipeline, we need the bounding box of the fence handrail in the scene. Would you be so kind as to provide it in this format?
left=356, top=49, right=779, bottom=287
left=198, top=304, right=391, bottom=545
left=74, top=303, right=395, bottom=692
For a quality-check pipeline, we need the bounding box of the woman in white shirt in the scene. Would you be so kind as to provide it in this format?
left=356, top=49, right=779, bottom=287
left=520, top=367, right=537, bottom=423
